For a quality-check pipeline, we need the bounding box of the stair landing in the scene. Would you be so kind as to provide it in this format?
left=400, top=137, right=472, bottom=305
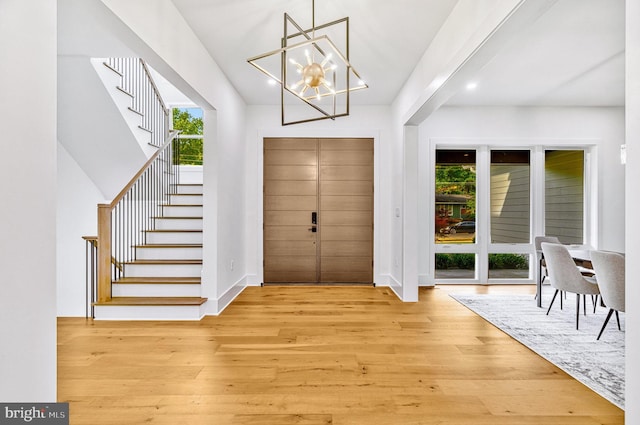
left=93, top=297, right=207, bottom=320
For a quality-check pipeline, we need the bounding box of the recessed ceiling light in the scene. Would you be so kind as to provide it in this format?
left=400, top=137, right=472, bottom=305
left=466, top=82, right=478, bottom=91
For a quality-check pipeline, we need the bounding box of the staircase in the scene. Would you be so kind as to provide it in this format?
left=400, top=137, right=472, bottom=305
left=93, top=182, right=207, bottom=320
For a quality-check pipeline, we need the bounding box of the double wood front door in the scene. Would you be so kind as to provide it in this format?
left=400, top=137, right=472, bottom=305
left=263, top=138, right=373, bottom=284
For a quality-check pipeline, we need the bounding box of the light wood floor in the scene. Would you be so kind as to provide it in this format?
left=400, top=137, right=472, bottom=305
left=58, top=285, right=624, bottom=424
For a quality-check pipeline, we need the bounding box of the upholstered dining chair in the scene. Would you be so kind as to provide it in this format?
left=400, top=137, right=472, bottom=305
left=534, top=236, right=561, bottom=285
left=541, top=242, right=600, bottom=330
left=589, top=250, right=625, bottom=340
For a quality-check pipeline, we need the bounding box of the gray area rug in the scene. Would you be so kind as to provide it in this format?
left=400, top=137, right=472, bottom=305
left=450, top=288, right=625, bottom=409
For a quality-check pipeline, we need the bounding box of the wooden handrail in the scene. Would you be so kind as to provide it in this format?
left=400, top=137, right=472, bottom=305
left=96, top=130, right=180, bottom=303
left=104, top=130, right=179, bottom=210
left=82, top=236, right=122, bottom=270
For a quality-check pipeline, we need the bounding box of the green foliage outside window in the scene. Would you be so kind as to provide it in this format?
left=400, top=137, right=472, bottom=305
left=436, top=165, right=476, bottom=218
left=172, top=108, right=203, bottom=165
left=436, top=253, right=528, bottom=270
left=436, top=253, right=475, bottom=270
left=488, top=253, right=529, bottom=270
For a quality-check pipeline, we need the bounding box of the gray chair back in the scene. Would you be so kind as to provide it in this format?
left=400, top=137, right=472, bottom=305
left=535, top=236, right=560, bottom=250
left=541, top=242, right=599, bottom=295
left=590, top=251, right=625, bottom=313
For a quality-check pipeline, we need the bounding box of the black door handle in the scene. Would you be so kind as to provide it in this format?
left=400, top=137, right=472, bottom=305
left=311, top=212, right=317, bottom=224
left=308, top=227, right=317, bottom=232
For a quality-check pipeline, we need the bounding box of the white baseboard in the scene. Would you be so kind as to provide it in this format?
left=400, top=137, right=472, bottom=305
left=203, top=275, right=248, bottom=316
left=419, top=274, right=434, bottom=286
left=384, top=274, right=402, bottom=300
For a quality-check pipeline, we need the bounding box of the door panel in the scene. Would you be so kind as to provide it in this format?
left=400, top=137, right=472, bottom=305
left=320, top=165, right=373, bottom=181
left=319, top=138, right=373, bottom=283
left=321, top=181, right=373, bottom=195
left=264, top=240, right=317, bottom=256
left=320, top=151, right=373, bottom=165
left=265, top=256, right=317, bottom=271
left=265, top=150, right=317, bottom=165
left=265, top=166, right=317, bottom=181
left=265, top=195, right=317, bottom=211
left=264, top=138, right=318, bottom=283
left=322, top=211, right=373, bottom=226
left=321, top=241, right=373, bottom=257
left=321, top=226, right=372, bottom=241
left=265, top=138, right=317, bottom=150
left=265, top=181, right=316, bottom=195
left=264, top=211, right=311, bottom=226
left=321, top=196, right=373, bottom=211
left=264, top=137, right=373, bottom=284
left=320, top=138, right=372, bottom=150
left=264, top=226, right=316, bottom=241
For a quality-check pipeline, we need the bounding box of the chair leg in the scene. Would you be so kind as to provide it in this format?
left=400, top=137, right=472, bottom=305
left=597, top=309, right=615, bottom=340
left=546, top=290, right=559, bottom=316
left=592, top=295, right=598, bottom=314
left=615, top=311, right=621, bottom=331
left=583, top=294, right=587, bottom=316
left=576, top=294, right=580, bottom=330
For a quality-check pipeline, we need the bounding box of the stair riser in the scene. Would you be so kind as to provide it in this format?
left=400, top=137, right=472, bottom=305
left=173, top=185, right=203, bottom=195
left=112, top=284, right=201, bottom=297
left=169, top=194, right=203, bottom=205
left=125, top=263, right=202, bottom=277
left=146, top=232, right=203, bottom=244
left=94, top=305, right=205, bottom=320
left=154, top=218, right=202, bottom=230
left=135, top=247, right=203, bottom=260
left=161, top=205, right=203, bottom=217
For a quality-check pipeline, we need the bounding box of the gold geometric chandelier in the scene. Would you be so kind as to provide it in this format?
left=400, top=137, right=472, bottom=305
left=247, top=0, right=368, bottom=126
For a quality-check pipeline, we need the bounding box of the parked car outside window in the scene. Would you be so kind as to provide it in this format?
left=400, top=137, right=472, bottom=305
left=440, top=221, right=475, bottom=234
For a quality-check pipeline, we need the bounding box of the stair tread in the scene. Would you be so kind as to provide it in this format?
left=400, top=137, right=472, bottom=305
left=134, top=244, right=203, bottom=248
left=171, top=184, right=203, bottom=186
left=154, top=216, right=203, bottom=219
left=114, top=277, right=201, bottom=284
left=125, top=259, right=202, bottom=265
left=95, top=297, right=207, bottom=306
left=145, top=229, right=202, bottom=233
left=161, top=204, right=203, bottom=207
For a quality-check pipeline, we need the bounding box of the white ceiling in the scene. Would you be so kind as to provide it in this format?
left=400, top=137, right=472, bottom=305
left=446, top=0, right=625, bottom=106
left=171, top=0, right=459, bottom=106
left=170, top=0, right=625, bottom=108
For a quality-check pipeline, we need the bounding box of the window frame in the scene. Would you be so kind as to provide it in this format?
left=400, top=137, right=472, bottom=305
left=426, top=140, right=596, bottom=285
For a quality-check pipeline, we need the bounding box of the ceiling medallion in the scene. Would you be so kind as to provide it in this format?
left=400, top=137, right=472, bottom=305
left=247, top=0, right=368, bottom=126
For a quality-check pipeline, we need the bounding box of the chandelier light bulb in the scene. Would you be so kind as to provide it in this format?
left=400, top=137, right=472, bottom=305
left=302, top=62, right=325, bottom=88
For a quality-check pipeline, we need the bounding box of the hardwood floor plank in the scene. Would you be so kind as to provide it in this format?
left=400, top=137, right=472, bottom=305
left=58, top=286, right=624, bottom=424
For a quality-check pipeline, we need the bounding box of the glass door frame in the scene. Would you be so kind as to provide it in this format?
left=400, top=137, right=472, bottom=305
left=426, top=140, right=597, bottom=285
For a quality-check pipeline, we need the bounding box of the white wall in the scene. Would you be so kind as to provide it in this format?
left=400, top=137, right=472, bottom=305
left=57, top=143, right=106, bottom=317
left=57, top=55, right=151, bottom=199
left=625, top=0, right=640, bottom=421
left=0, top=0, right=57, bottom=401
left=244, top=105, right=393, bottom=287
left=417, top=106, right=625, bottom=281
